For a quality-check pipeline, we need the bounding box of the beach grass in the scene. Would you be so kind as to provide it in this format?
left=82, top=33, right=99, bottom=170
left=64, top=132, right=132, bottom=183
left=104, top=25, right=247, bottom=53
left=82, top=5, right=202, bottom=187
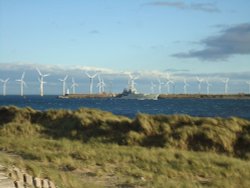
left=0, top=106, right=250, bottom=187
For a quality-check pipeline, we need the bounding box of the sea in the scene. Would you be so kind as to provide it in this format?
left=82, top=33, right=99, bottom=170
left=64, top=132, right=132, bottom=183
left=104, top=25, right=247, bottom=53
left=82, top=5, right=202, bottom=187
left=0, top=95, right=250, bottom=119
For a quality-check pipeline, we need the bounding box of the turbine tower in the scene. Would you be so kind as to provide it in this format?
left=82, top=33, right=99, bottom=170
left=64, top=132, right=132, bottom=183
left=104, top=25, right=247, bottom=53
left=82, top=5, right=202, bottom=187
left=36, top=68, right=49, bottom=96
left=205, top=80, right=212, bottom=95
left=246, top=81, right=250, bottom=94
left=16, top=72, right=26, bottom=96
left=85, top=71, right=97, bottom=94
left=71, top=78, right=78, bottom=94
left=196, top=76, right=203, bottom=94
left=0, top=78, right=9, bottom=96
left=183, top=79, right=189, bottom=94
left=59, top=75, right=68, bottom=96
left=222, top=78, right=229, bottom=94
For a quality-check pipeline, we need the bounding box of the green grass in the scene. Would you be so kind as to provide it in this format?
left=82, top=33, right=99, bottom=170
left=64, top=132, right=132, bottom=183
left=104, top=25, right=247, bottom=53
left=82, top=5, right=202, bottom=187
left=0, top=106, right=250, bottom=187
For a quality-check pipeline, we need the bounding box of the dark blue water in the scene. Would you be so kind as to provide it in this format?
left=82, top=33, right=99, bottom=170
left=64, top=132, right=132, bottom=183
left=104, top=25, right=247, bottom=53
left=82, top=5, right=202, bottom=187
left=0, top=95, right=250, bottom=119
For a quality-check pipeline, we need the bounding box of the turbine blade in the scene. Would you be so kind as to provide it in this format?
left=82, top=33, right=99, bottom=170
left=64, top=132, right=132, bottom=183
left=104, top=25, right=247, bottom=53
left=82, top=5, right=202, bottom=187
left=23, top=81, right=27, bottom=87
left=21, top=72, right=25, bottom=79
left=92, top=73, right=98, bottom=78
left=36, top=68, right=42, bottom=76
left=98, top=75, right=101, bottom=82
left=85, top=72, right=91, bottom=78
left=64, top=75, right=68, bottom=81
left=134, top=76, right=139, bottom=80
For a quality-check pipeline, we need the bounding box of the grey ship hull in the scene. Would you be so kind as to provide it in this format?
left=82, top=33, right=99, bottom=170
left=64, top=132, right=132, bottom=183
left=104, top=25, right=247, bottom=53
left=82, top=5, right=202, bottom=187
left=117, top=93, right=159, bottom=100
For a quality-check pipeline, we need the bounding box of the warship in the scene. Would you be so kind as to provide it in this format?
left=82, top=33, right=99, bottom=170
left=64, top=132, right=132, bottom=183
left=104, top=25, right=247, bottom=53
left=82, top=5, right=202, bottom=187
left=116, top=88, right=159, bottom=100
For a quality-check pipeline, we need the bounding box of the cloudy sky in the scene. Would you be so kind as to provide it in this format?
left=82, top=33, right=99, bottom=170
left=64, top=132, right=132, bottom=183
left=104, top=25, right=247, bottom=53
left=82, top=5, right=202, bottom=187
left=0, top=0, right=250, bottom=94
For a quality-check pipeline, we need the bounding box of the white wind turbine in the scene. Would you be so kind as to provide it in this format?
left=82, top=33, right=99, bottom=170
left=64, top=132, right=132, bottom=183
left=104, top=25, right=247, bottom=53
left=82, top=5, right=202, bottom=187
left=85, top=71, right=98, bottom=94
left=59, top=75, right=68, bottom=96
left=172, top=80, right=176, bottom=94
left=205, top=80, right=212, bottom=95
left=157, top=78, right=164, bottom=94
left=100, top=77, right=106, bottom=93
left=222, top=78, right=229, bottom=94
left=36, top=68, right=49, bottom=96
left=165, top=73, right=175, bottom=94
left=165, top=78, right=174, bottom=94
left=16, top=72, right=27, bottom=96
left=164, top=73, right=170, bottom=94
left=246, top=81, right=250, bottom=94
left=150, top=81, right=157, bottom=94
left=127, top=73, right=139, bottom=92
left=97, top=74, right=106, bottom=94
left=183, top=79, right=189, bottom=94
left=0, top=78, right=9, bottom=96
left=71, top=78, right=78, bottom=94
left=196, top=76, right=203, bottom=94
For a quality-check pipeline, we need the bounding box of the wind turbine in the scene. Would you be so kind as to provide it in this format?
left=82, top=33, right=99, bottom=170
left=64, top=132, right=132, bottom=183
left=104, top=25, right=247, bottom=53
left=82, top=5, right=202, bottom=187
left=36, top=68, right=49, bottom=96
left=157, top=78, right=164, bottom=94
left=97, top=75, right=106, bottom=94
left=183, top=79, right=189, bottom=94
left=165, top=79, right=174, bottom=94
left=205, top=80, right=212, bottom=95
left=59, top=75, right=68, bottom=96
left=246, top=81, right=250, bottom=94
left=172, top=80, right=176, bottom=94
left=164, top=72, right=175, bottom=94
left=222, top=78, right=229, bottom=94
left=0, top=78, right=9, bottom=96
left=16, top=72, right=26, bottom=96
left=71, top=78, right=78, bottom=94
left=127, top=73, right=139, bottom=92
left=150, top=81, right=157, bottom=94
left=196, top=76, right=203, bottom=94
left=85, top=71, right=98, bottom=94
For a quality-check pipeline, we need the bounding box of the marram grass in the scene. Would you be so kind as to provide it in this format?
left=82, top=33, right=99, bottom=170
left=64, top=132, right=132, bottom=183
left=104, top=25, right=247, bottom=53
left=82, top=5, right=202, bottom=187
left=0, top=106, right=250, bottom=187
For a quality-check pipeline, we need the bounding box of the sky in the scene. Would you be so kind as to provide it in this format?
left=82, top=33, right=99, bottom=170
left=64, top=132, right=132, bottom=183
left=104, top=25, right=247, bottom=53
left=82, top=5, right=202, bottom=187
left=0, top=0, right=250, bottom=95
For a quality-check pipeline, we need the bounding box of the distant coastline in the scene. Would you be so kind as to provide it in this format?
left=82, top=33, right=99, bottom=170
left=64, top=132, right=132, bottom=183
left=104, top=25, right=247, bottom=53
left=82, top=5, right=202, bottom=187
left=158, top=93, right=250, bottom=99
left=57, top=93, right=250, bottom=100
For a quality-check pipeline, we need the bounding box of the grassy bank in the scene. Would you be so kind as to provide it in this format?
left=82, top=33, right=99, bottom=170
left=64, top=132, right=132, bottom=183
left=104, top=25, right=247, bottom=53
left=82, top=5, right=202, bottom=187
left=0, top=106, right=250, bottom=187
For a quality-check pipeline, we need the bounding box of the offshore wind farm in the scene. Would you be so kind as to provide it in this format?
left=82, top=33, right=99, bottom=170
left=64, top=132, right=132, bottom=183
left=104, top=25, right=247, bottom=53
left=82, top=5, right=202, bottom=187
left=1, top=67, right=250, bottom=99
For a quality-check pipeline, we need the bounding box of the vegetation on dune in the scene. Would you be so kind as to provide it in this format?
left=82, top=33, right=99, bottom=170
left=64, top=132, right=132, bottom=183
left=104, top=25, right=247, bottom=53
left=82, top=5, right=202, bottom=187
left=1, top=106, right=249, bottom=158
left=128, top=114, right=250, bottom=158
left=0, top=106, right=250, bottom=187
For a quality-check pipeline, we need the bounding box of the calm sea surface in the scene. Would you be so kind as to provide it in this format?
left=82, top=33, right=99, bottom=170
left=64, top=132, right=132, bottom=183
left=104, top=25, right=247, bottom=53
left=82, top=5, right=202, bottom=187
left=0, top=95, right=250, bottom=119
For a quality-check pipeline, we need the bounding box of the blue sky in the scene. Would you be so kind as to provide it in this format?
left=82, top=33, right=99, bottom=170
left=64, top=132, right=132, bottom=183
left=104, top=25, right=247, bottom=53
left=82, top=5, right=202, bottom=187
left=0, top=0, right=250, bottom=94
